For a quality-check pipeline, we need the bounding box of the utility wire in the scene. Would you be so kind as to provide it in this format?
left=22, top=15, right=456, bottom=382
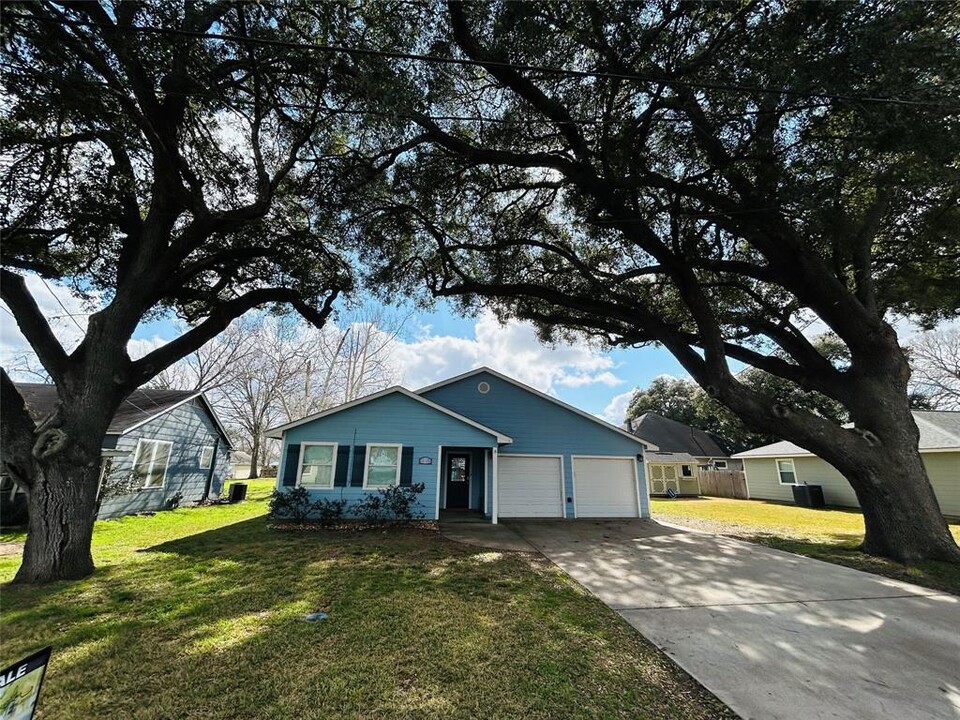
left=40, top=277, right=85, bottom=334
left=10, top=12, right=960, bottom=111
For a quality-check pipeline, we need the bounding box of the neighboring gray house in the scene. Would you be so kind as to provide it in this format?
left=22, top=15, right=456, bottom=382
left=3, top=384, right=232, bottom=521
left=627, top=412, right=742, bottom=496
left=733, top=410, right=960, bottom=517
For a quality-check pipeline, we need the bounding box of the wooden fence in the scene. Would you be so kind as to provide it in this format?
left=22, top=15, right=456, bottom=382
left=698, top=470, right=749, bottom=499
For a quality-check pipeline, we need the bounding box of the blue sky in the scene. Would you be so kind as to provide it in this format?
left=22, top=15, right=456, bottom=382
left=124, top=296, right=688, bottom=423
left=399, top=302, right=689, bottom=417
left=3, top=277, right=953, bottom=425
left=0, top=278, right=686, bottom=424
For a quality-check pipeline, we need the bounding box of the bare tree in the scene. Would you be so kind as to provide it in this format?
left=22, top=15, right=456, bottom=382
left=280, top=306, right=406, bottom=420
left=910, top=329, right=960, bottom=410
left=2, top=353, right=50, bottom=383
left=147, top=319, right=256, bottom=393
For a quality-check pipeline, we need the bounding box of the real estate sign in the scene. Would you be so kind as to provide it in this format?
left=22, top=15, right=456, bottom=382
left=0, top=648, right=51, bottom=720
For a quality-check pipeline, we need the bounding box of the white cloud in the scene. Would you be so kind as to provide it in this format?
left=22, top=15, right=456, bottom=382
left=127, top=335, right=168, bottom=360
left=389, top=310, right=623, bottom=394
left=600, top=387, right=637, bottom=424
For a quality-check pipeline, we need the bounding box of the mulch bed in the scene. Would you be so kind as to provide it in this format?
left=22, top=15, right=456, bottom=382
left=267, top=519, right=438, bottom=533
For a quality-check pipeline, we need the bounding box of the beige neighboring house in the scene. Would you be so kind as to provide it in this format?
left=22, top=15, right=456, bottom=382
left=733, top=410, right=960, bottom=517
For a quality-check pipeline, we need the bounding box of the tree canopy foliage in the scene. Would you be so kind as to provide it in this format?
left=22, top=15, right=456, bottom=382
left=0, top=1, right=410, bottom=391
left=352, top=0, right=960, bottom=561
left=0, top=0, right=409, bottom=583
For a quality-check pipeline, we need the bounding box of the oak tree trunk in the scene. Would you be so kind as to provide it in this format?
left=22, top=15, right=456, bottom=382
left=828, top=394, right=959, bottom=563
left=714, top=329, right=960, bottom=564
left=15, top=455, right=100, bottom=583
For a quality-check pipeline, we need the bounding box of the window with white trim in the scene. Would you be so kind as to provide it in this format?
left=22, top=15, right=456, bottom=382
left=714, top=460, right=728, bottom=470
left=681, top=464, right=693, bottom=477
left=364, top=444, right=402, bottom=488
left=199, top=446, right=215, bottom=469
left=132, top=439, right=173, bottom=489
left=299, top=443, right=337, bottom=487
left=777, top=459, right=798, bottom=485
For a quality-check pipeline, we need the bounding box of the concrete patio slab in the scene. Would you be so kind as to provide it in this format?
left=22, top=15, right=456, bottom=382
left=508, top=519, right=960, bottom=720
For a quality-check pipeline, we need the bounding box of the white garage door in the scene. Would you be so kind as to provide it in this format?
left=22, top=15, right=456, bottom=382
left=498, top=455, right=564, bottom=518
left=573, top=457, right=639, bottom=518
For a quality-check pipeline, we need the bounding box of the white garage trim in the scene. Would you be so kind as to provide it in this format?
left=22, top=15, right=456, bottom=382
left=497, top=454, right=564, bottom=519
left=492, top=447, right=498, bottom=524
left=571, top=455, right=642, bottom=519
left=434, top=444, right=443, bottom=520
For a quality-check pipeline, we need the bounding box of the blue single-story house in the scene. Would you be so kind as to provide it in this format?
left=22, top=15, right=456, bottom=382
left=2, top=384, right=233, bottom=522
left=267, top=367, right=654, bottom=522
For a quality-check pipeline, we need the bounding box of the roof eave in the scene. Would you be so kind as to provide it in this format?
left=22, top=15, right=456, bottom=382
left=416, top=366, right=652, bottom=449
left=265, top=386, right=512, bottom=445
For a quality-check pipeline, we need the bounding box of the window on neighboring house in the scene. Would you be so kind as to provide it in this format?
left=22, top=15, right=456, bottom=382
left=132, top=439, right=173, bottom=489
left=364, top=444, right=402, bottom=489
left=681, top=465, right=693, bottom=477
left=299, top=443, right=337, bottom=487
left=199, top=446, right=215, bottom=469
left=777, top=459, right=798, bottom=485
left=714, top=460, right=728, bottom=470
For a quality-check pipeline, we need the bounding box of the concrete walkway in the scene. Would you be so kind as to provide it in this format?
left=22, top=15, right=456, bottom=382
left=439, top=520, right=537, bottom=552
left=507, top=519, right=960, bottom=720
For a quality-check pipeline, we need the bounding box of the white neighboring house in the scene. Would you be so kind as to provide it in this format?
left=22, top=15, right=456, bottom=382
left=231, top=451, right=252, bottom=480
left=732, top=410, right=960, bottom=517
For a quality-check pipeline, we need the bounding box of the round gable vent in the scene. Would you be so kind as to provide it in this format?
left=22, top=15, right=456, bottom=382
left=477, top=381, right=491, bottom=394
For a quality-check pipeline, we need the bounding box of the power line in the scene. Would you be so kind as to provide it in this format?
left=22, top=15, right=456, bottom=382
left=11, top=12, right=960, bottom=111
left=39, top=278, right=85, bottom=334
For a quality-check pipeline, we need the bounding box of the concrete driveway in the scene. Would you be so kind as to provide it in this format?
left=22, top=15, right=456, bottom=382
left=506, top=519, right=960, bottom=720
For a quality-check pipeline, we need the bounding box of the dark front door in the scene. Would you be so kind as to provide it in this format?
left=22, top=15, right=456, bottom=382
left=445, top=454, right=471, bottom=509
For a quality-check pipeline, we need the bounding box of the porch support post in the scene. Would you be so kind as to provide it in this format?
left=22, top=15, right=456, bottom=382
left=491, top=446, right=499, bottom=525
left=434, top=445, right=443, bottom=520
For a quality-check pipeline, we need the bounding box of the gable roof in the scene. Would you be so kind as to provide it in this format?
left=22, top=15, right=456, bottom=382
left=733, top=410, right=960, bottom=458
left=265, top=386, right=513, bottom=443
left=14, top=383, right=232, bottom=447
left=628, top=412, right=731, bottom=458
left=415, top=366, right=655, bottom=449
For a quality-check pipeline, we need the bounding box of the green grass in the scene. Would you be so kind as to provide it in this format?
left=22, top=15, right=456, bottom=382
left=221, top=477, right=277, bottom=502
left=0, top=493, right=733, bottom=719
left=651, top=497, right=960, bottom=595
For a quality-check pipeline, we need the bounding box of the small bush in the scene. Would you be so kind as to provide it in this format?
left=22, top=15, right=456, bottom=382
left=380, top=483, right=426, bottom=521
left=268, top=487, right=313, bottom=522
left=165, top=491, right=184, bottom=510
left=353, top=492, right=386, bottom=524
left=354, top=483, right=426, bottom=523
left=313, top=497, right=348, bottom=526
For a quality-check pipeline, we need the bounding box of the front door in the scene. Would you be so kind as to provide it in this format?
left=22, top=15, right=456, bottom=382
left=445, top=454, right=471, bottom=509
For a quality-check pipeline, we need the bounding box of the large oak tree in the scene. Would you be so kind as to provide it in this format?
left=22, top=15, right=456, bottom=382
left=360, top=1, right=960, bottom=561
left=0, top=1, right=401, bottom=582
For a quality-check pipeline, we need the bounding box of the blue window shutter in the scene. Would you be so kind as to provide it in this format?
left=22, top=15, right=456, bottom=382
left=281, top=444, right=300, bottom=487
left=334, top=445, right=349, bottom=487
left=350, top=446, right=366, bottom=487
left=399, top=447, right=414, bottom=486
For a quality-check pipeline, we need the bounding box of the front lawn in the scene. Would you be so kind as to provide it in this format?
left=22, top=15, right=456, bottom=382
left=1, top=494, right=733, bottom=719
left=652, top=497, right=960, bottom=595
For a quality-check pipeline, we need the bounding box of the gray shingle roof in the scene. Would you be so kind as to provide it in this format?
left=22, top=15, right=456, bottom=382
left=630, top=412, right=732, bottom=458
left=14, top=383, right=199, bottom=435
left=733, top=410, right=960, bottom=458
left=645, top=450, right=699, bottom=464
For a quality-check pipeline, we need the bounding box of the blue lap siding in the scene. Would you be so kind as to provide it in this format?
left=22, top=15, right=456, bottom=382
left=275, top=392, right=501, bottom=519
left=421, top=371, right=649, bottom=518
left=98, top=398, right=230, bottom=519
